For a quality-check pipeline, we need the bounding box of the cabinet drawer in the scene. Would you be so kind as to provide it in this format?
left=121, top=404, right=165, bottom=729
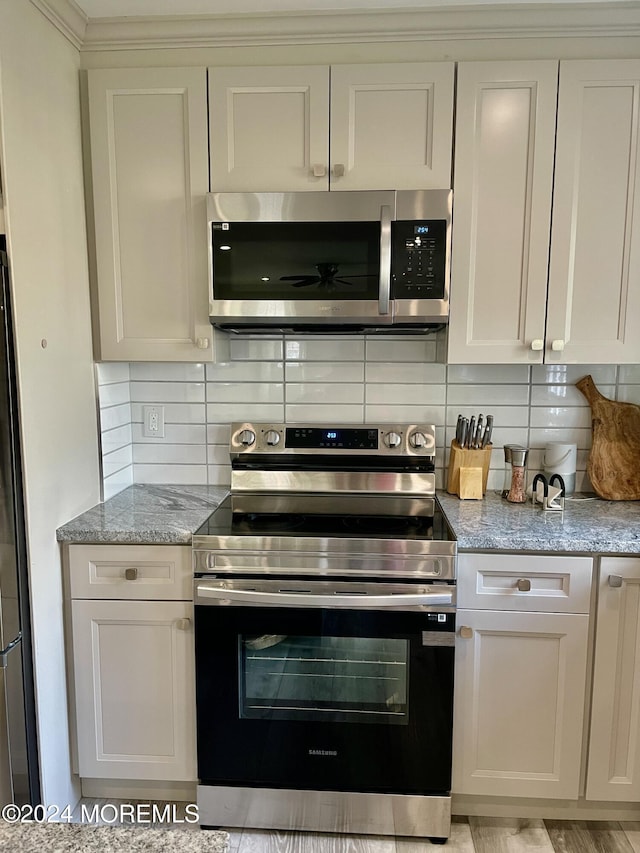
left=67, top=545, right=192, bottom=600
left=457, top=554, right=592, bottom=613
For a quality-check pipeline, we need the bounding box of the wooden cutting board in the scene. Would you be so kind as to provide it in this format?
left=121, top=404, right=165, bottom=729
left=577, top=374, right=640, bottom=501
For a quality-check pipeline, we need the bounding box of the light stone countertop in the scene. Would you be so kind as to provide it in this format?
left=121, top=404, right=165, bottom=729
left=56, top=484, right=229, bottom=545
left=56, top=483, right=640, bottom=555
left=437, top=489, right=640, bottom=554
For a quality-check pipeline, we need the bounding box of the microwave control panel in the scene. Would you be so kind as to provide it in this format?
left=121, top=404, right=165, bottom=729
left=391, top=220, right=446, bottom=298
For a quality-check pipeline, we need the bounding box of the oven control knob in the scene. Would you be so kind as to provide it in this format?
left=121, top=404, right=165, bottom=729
left=238, top=429, right=256, bottom=447
left=409, top=431, right=428, bottom=449
left=265, top=430, right=281, bottom=447
left=384, top=431, right=402, bottom=449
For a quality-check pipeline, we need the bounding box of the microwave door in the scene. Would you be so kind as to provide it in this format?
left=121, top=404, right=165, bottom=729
left=209, top=207, right=393, bottom=329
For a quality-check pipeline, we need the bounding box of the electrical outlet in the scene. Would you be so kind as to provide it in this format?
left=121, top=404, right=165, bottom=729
left=142, top=405, right=165, bottom=438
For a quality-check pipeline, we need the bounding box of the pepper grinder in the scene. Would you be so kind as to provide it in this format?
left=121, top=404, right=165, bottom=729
left=506, top=446, right=529, bottom=503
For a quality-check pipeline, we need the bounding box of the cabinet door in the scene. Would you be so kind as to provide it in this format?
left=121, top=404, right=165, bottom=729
left=329, top=63, right=454, bottom=191
left=88, top=67, right=217, bottom=362
left=547, top=61, right=640, bottom=364
left=587, top=557, right=640, bottom=801
left=453, top=609, right=588, bottom=799
left=209, top=66, right=329, bottom=191
left=447, top=61, right=558, bottom=364
left=72, top=599, right=196, bottom=781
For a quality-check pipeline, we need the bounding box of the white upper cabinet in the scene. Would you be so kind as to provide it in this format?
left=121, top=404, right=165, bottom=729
left=449, top=59, right=640, bottom=364
left=546, top=61, right=640, bottom=364
left=209, top=65, right=330, bottom=192
left=87, top=67, right=222, bottom=362
left=447, top=61, right=558, bottom=364
left=209, top=63, right=454, bottom=191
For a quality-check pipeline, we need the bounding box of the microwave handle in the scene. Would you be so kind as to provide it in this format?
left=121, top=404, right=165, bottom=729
left=379, top=205, right=392, bottom=316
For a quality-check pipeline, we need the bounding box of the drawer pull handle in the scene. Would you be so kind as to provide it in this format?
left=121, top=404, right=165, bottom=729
left=176, top=618, right=192, bottom=631
left=124, top=567, right=138, bottom=581
left=609, top=574, right=624, bottom=588
left=516, top=578, right=531, bottom=592
left=459, top=626, right=473, bottom=639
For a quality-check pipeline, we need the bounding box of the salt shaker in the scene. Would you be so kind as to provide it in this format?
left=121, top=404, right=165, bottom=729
left=506, top=447, right=529, bottom=503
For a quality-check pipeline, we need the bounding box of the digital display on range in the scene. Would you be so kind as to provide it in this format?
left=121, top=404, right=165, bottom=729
left=286, top=428, right=378, bottom=450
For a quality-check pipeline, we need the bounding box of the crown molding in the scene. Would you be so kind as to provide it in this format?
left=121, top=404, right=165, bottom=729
left=31, top=0, right=88, bottom=49
left=29, top=1, right=640, bottom=51
left=79, top=3, right=640, bottom=51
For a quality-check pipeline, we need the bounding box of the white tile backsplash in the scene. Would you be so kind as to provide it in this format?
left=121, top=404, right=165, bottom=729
left=285, top=362, right=365, bottom=383
left=132, top=444, right=207, bottom=465
left=285, top=404, right=364, bottom=423
left=96, top=350, right=640, bottom=494
left=366, top=338, right=437, bottom=362
left=206, top=402, right=285, bottom=422
left=129, top=363, right=205, bottom=382
left=130, top=381, right=206, bottom=404
left=285, top=338, right=364, bottom=361
left=134, top=464, right=208, bottom=485
left=205, top=361, right=284, bottom=383
left=286, top=383, right=364, bottom=405
left=207, top=382, right=284, bottom=404
left=229, top=337, right=283, bottom=361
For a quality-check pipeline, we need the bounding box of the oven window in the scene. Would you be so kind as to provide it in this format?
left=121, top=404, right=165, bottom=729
left=212, top=221, right=381, bottom=301
left=240, top=634, right=408, bottom=725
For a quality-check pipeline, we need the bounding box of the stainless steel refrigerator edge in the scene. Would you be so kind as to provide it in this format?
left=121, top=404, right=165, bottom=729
left=0, top=238, right=40, bottom=805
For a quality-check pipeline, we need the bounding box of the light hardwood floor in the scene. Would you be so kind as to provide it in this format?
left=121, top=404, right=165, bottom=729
left=71, top=802, right=640, bottom=852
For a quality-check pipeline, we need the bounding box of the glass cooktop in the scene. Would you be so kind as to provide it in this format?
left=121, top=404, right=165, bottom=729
left=194, top=494, right=455, bottom=543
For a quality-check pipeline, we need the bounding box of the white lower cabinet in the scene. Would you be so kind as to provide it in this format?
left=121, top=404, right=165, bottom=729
left=586, top=557, right=640, bottom=801
left=66, top=545, right=196, bottom=782
left=453, top=554, right=592, bottom=799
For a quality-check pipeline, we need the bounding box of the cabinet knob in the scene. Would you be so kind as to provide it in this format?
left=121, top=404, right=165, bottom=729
left=551, top=339, right=565, bottom=352
left=124, top=567, right=138, bottom=581
left=311, top=163, right=326, bottom=178
left=176, top=618, right=192, bottom=631
left=516, top=578, right=532, bottom=592
left=459, top=625, right=473, bottom=639
left=332, top=163, right=345, bottom=178
left=530, top=339, right=544, bottom=351
left=196, top=337, right=210, bottom=350
left=609, top=574, right=623, bottom=588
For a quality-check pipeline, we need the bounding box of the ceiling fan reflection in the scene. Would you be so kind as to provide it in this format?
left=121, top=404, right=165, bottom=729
left=280, top=262, right=370, bottom=291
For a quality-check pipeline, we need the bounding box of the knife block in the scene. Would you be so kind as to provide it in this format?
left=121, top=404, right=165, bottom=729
left=447, top=441, right=493, bottom=499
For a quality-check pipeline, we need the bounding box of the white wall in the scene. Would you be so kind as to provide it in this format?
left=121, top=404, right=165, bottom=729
left=0, top=0, right=100, bottom=806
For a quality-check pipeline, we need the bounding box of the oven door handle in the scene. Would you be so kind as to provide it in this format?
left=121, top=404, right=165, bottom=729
left=195, top=582, right=453, bottom=609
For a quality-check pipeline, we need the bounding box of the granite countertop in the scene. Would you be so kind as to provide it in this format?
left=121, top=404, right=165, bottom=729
left=57, top=483, right=640, bottom=555
left=56, top=484, right=229, bottom=545
left=438, top=489, right=640, bottom=554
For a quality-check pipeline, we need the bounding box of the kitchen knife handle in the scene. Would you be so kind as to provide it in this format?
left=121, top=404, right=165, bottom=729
left=459, top=419, right=468, bottom=449
left=482, top=415, right=494, bottom=448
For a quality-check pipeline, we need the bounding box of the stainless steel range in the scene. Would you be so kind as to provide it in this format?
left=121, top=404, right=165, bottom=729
left=192, top=423, right=457, bottom=844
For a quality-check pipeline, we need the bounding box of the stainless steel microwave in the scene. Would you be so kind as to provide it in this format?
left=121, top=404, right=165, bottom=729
left=206, top=190, right=452, bottom=333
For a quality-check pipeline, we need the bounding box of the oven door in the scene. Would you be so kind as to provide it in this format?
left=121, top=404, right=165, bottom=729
left=194, top=578, right=455, bottom=796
